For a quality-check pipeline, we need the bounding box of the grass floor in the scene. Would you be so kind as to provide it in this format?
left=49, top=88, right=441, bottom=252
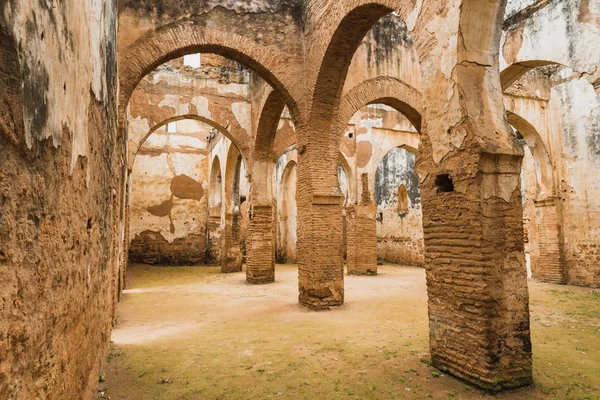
left=99, top=264, right=600, bottom=400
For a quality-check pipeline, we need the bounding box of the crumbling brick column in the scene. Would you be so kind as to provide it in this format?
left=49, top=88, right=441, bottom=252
left=421, top=153, right=533, bottom=391
left=246, top=205, right=275, bottom=284
left=298, top=195, right=345, bottom=310
left=346, top=204, right=378, bottom=275
left=221, top=211, right=243, bottom=273
left=207, top=212, right=222, bottom=264
left=347, top=173, right=377, bottom=275
left=533, top=197, right=565, bottom=283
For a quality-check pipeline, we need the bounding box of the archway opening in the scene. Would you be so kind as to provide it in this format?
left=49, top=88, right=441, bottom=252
left=374, top=146, right=424, bottom=267
left=128, top=118, right=214, bottom=266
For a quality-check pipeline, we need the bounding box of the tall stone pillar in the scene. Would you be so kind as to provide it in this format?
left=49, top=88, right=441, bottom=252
left=346, top=204, right=378, bottom=275
left=298, top=195, right=345, bottom=310
left=346, top=173, right=377, bottom=275
left=207, top=210, right=222, bottom=264
left=533, top=197, right=565, bottom=283
left=246, top=205, right=275, bottom=284
left=422, top=154, right=533, bottom=390
left=221, top=211, right=243, bottom=273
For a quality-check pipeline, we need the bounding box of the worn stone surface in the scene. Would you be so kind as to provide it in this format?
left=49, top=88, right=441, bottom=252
left=0, top=1, right=123, bottom=398
left=246, top=205, right=276, bottom=284
left=9, top=0, right=600, bottom=395
left=128, top=120, right=210, bottom=265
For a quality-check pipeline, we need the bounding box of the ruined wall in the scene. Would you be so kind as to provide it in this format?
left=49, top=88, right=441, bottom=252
left=127, top=55, right=252, bottom=265
left=375, top=147, right=424, bottom=266
left=0, top=1, right=123, bottom=398
left=129, top=120, right=210, bottom=265
left=341, top=104, right=423, bottom=265
left=502, top=0, right=600, bottom=286
left=344, top=12, right=421, bottom=95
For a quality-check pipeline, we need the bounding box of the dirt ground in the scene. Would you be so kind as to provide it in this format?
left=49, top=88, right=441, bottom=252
left=99, top=264, right=600, bottom=400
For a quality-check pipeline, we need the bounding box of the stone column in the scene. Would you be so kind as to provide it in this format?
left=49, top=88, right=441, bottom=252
left=533, top=197, right=565, bottom=283
left=298, top=195, right=344, bottom=310
left=246, top=205, right=275, bottom=284
left=207, top=210, right=222, bottom=264
left=422, top=154, right=532, bottom=390
left=346, top=204, right=378, bottom=275
left=221, top=211, right=243, bottom=273
left=346, top=173, right=377, bottom=275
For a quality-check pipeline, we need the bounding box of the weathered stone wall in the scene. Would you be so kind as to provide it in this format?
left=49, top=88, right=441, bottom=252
left=274, top=151, right=298, bottom=263
left=128, top=120, right=210, bottom=265
left=0, top=1, right=123, bottom=398
left=127, top=55, right=252, bottom=265
left=502, top=0, right=600, bottom=287
left=342, top=104, right=423, bottom=265
left=375, top=147, right=424, bottom=266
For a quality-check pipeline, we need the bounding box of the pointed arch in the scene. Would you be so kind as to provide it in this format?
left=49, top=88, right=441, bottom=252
left=129, top=115, right=248, bottom=170
left=338, top=76, right=423, bottom=137
left=506, top=111, right=554, bottom=198
left=224, top=144, right=244, bottom=212
left=119, top=23, right=301, bottom=131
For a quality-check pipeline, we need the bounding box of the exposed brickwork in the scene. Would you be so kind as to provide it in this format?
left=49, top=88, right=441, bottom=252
left=421, top=151, right=532, bottom=390
left=221, top=212, right=243, bottom=273
left=298, top=196, right=345, bottom=310
left=207, top=214, right=222, bottom=264
left=346, top=204, right=378, bottom=275
left=377, top=237, right=424, bottom=266
left=532, top=198, right=565, bottom=284
left=128, top=231, right=207, bottom=265
left=246, top=205, right=275, bottom=284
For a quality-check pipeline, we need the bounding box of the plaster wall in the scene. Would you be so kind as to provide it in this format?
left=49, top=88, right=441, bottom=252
left=0, top=1, right=123, bottom=398
left=128, top=121, right=210, bottom=265
left=502, top=0, right=600, bottom=286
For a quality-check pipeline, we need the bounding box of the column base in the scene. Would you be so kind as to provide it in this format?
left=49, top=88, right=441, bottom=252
left=433, top=356, right=533, bottom=391
left=347, top=269, right=377, bottom=276
left=246, top=205, right=275, bottom=285
left=298, top=285, right=344, bottom=310
left=246, top=272, right=275, bottom=285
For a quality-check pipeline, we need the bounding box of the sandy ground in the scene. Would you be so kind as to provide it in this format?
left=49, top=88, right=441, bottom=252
left=99, top=264, right=600, bottom=400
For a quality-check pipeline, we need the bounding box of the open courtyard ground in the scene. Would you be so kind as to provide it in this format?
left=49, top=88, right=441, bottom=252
left=100, top=265, right=600, bottom=400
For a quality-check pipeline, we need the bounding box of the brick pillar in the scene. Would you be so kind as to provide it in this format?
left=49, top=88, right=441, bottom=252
left=221, top=211, right=243, bottom=273
left=298, top=195, right=344, bottom=310
left=533, top=197, right=565, bottom=283
left=423, top=154, right=532, bottom=390
left=346, top=204, right=377, bottom=275
left=246, top=205, right=275, bottom=284
left=207, top=212, right=222, bottom=264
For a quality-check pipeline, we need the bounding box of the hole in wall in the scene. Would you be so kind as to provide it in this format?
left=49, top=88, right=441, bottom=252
left=435, top=174, right=454, bottom=193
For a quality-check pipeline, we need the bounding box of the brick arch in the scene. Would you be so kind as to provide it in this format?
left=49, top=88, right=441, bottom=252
left=501, top=61, right=562, bottom=91
left=119, top=22, right=301, bottom=130
left=253, top=90, right=287, bottom=163
left=337, top=76, right=423, bottom=138
left=127, top=98, right=252, bottom=168
left=303, top=1, right=424, bottom=198
left=224, top=144, right=244, bottom=213
left=506, top=111, right=555, bottom=198
left=209, top=155, right=224, bottom=211
left=129, top=115, right=248, bottom=171
left=0, top=28, right=24, bottom=148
